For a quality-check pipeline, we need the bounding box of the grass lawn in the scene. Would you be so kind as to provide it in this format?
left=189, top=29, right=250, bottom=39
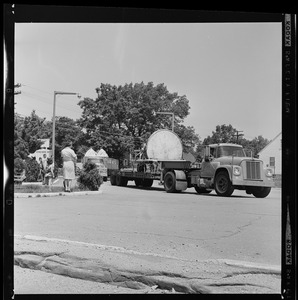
left=14, top=183, right=88, bottom=193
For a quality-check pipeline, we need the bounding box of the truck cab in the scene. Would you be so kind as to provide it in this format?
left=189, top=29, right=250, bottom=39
left=191, top=143, right=274, bottom=198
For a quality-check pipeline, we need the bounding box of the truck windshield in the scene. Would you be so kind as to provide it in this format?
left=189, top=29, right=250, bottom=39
left=218, top=146, right=246, bottom=157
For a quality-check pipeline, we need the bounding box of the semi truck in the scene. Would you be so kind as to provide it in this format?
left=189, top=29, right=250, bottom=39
left=110, top=129, right=274, bottom=198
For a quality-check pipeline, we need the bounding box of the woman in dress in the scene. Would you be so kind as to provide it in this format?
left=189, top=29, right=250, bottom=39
left=61, top=141, right=77, bottom=192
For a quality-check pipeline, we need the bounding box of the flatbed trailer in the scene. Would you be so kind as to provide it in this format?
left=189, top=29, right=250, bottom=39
left=110, top=159, right=193, bottom=191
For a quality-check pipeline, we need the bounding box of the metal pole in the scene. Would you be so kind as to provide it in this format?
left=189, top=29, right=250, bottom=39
left=171, top=113, right=174, bottom=132
left=52, top=91, right=57, bottom=163
left=52, top=91, right=80, bottom=165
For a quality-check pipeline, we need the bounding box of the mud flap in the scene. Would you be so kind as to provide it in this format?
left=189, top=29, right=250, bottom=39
left=174, top=170, right=187, bottom=191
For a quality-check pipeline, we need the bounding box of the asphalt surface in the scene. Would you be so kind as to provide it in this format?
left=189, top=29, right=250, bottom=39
left=13, top=181, right=281, bottom=294
left=14, top=234, right=280, bottom=294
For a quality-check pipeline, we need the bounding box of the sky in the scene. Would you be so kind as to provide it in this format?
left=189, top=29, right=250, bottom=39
left=14, top=21, right=282, bottom=141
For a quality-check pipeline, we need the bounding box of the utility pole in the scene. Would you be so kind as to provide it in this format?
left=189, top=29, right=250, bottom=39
left=52, top=91, right=81, bottom=163
left=14, top=83, right=21, bottom=105
left=234, top=130, right=244, bottom=143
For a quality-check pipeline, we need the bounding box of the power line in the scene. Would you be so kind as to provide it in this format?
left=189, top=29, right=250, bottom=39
left=21, top=83, right=52, bottom=95
left=233, top=130, right=244, bottom=142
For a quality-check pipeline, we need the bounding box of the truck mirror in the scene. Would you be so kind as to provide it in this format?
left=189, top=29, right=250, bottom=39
left=204, top=146, right=210, bottom=161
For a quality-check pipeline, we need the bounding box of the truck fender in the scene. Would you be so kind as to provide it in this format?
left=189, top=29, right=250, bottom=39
left=214, top=166, right=233, bottom=182
left=173, top=170, right=187, bottom=191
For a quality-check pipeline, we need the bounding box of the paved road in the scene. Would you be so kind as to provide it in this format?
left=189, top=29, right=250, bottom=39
left=14, top=181, right=281, bottom=267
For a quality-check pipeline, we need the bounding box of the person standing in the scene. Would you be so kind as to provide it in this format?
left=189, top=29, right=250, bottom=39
left=44, top=157, right=54, bottom=186
left=38, top=157, right=43, bottom=182
left=41, top=154, right=48, bottom=185
left=61, top=141, right=77, bottom=192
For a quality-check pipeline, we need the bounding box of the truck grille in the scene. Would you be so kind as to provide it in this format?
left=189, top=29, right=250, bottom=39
left=246, top=161, right=261, bottom=180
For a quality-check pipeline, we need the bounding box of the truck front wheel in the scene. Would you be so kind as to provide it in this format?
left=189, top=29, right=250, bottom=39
left=164, top=171, right=177, bottom=193
left=252, top=187, right=271, bottom=198
left=214, top=171, right=234, bottom=197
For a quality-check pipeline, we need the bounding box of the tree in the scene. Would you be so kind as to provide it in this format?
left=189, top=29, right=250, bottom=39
left=22, top=110, right=48, bottom=153
left=244, top=135, right=270, bottom=157
left=203, top=124, right=240, bottom=144
left=14, top=115, right=29, bottom=159
left=14, top=111, right=48, bottom=159
left=53, top=116, right=84, bottom=167
left=201, top=124, right=269, bottom=158
left=174, top=124, right=200, bottom=155
left=78, top=82, right=198, bottom=160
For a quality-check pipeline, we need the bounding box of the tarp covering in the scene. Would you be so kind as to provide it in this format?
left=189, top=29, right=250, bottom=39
left=97, top=148, right=109, bottom=157
left=84, top=148, right=97, bottom=157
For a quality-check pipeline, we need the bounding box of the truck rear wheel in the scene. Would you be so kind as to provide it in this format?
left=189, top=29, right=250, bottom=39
left=164, top=171, right=177, bottom=193
left=252, top=187, right=271, bottom=198
left=214, top=170, right=234, bottom=197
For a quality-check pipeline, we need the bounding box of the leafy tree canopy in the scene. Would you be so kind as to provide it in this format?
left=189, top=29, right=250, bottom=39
left=14, top=111, right=46, bottom=159
left=78, top=82, right=198, bottom=159
left=197, top=124, right=270, bottom=157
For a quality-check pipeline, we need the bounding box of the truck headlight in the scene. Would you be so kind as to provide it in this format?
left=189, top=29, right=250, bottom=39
left=265, top=168, right=273, bottom=177
left=233, top=166, right=241, bottom=176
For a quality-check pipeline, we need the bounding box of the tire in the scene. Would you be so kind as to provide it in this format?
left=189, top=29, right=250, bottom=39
left=164, top=171, right=177, bottom=193
left=116, top=174, right=127, bottom=186
left=214, top=170, right=234, bottom=197
left=143, top=179, right=153, bottom=188
left=110, top=174, right=117, bottom=186
left=135, top=179, right=142, bottom=187
left=252, top=187, right=271, bottom=198
left=121, top=178, right=128, bottom=187
left=194, top=186, right=212, bottom=194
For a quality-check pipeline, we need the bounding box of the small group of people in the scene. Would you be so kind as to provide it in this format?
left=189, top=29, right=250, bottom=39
left=38, top=154, right=54, bottom=185
left=38, top=141, right=77, bottom=192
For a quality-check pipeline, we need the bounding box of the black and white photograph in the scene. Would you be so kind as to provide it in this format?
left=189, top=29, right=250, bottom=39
left=3, top=5, right=296, bottom=297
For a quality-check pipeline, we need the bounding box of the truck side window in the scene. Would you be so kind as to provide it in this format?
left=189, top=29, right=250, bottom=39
left=210, top=148, right=215, bottom=158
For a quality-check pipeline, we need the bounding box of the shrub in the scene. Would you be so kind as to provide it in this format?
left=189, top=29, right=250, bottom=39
left=77, top=162, right=103, bottom=191
left=14, top=157, right=26, bottom=174
left=24, top=158, right=40, bottom=182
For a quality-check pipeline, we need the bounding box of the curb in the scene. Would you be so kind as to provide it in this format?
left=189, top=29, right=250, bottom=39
left=14, top=190, right=103, bottom=198
left=14, top=235, right=281, bottom=294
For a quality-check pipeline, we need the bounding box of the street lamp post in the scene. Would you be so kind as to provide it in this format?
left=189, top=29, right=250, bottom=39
left=52, top=91, right=81, bottom=163
left=155, top=112, right=175, bottom=132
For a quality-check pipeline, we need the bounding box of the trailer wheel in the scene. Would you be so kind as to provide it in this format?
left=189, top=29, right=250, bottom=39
left=214, top=170, right=234, bottom=197
left=110, top=174, right=117, bottom=186
left=116, top=174, right=128, bottom=187
left=252, top=187, right=271, bottom=198
left=143, top=179, right=153, bottom=188
left=135, top=179, right=142, bottom=187
left=164, top=171, right=177, bottom=193
left=194, top=186, right=212, bottom=194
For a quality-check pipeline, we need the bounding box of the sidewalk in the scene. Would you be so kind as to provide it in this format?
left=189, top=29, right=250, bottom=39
left=15, top=176, right=102, bottom=198
left=14, top=235, right=281, bottom=294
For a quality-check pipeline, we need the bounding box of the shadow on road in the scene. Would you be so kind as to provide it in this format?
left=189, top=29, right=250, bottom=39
left=112, top=183, right=254, bottom=199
